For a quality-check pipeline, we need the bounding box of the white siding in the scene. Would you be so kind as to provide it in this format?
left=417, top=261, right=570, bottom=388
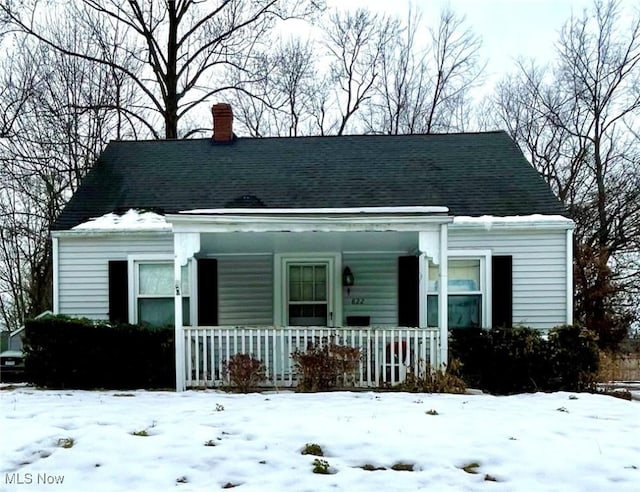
left=57, top=234, right=173, bottom=320
left=217, top=256, right=273, bottom=325
left=57, top=228, right=569, bottom=330
left=449, top=229, right=569, bottom=329
left=342, top=253, right=398, bottom=326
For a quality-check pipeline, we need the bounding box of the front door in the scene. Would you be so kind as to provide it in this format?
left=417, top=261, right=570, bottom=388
left=275, top=253, right=339, bottom=327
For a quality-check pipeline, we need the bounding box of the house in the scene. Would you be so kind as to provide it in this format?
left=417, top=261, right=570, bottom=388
left=51, top=104, right=574, bottom=390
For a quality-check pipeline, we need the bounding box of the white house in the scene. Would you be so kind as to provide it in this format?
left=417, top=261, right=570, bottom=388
left=50, top=104, right=574, bottom=390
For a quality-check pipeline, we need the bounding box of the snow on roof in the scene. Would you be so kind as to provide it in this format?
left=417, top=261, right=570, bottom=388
left=178, top=206, right=450, bottom=215
left=452, top=214, right=573, bottom=229
left=71, top=209, right=171, bottom=231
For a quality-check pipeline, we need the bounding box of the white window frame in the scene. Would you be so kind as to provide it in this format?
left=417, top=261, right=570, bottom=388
left=127, top=254, right=195, bottom=326
left=274, top=253, right=342, bottom=327
left=427, top=250, right=492, bottom=328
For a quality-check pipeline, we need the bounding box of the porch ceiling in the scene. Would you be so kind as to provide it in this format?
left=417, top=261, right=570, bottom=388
left=198, top=231, right=418, bottom=255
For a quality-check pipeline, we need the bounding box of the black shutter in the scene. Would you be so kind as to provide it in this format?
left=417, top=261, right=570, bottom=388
left=108, top=260, right=128, bottom=323
left=492, top=255, right=512, bottom=328
left=197, top=258, right=218, bottom=326
left=398, top=256, right=419, bottom=327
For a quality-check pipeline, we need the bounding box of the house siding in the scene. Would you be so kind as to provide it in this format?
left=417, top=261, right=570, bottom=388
left=449, top=228, right=569, bottom=329
left=57, top=233, right=174, bottom=320
left=342, top=253, right=398, bottom=326
left=217, top=256, right=273, bottom=326
left=57, top=228, right=569, bottom=330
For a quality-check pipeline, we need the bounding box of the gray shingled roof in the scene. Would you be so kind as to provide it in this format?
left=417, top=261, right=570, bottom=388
left=52, top=131, right=566, bottom=230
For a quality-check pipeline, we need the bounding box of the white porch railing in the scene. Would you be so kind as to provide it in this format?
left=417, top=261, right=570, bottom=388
left=183, top=326, right=441, bottom=389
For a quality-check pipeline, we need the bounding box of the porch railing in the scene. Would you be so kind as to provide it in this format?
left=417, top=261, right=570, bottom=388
left=183, top=326, right=440, bottom=389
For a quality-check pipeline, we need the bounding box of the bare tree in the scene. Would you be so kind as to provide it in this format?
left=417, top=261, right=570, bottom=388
left=360, top=7, right=429, bottom=134
left=0, top=22, right=138, bottom=330
left=230, top=38, right=320, bottom=137
left=1, top=0, right=323, bottom=139
left=487, top=0, right=640, bottom=348
left=322, top=8, right=399, bottom=135
left=362, top=7, right=483, bottom=135
left=425, top=9, right=484, bottom=133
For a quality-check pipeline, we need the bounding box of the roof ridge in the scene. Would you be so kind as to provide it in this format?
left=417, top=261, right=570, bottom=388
left=108, top=130, right=508, bottom=144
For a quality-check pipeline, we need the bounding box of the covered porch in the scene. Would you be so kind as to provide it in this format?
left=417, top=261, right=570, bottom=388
left=167, top=207, right=453, bottom=391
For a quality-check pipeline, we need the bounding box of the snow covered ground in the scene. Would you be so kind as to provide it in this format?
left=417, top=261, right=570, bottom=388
left=1, top=388, right=639, bottom=492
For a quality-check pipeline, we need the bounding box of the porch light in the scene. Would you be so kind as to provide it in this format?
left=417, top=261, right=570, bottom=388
left=343, top=266, right=355, bottom=294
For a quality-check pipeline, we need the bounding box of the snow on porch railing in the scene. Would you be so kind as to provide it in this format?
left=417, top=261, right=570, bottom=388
left=183, top=326, right=440, bottom=389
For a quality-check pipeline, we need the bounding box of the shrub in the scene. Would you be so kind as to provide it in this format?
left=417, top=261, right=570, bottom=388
left=311, top=459, right=331, bottom=474
left=329, top=344, right=361, bottom=387
left=223, top=353, right=266, bottom=393
left=447, top=328, right=490, bottom=388
left=23, top=314, right=174, bottom=389
left=451, top=326, right=547, bottom=394
left=291, top=343, right=361, bottom=392
left=485, top=326, right=549, bottom=393
left=547, top=325, right=599, bottom=391
left=57, top=438, right=74, bottom=449
left=292, top=344, right=336, bottom=392
left=397, top=359, right=466, bottom=394
left=450, top=325, right=599, bottom=394
left=301, top=443, right=324, bottom=456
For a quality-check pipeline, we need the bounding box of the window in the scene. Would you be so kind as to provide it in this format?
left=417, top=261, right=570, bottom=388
left=135, top=262, right=190, bottom=327
left=288, top=263, right=328, bottom=326
left=427, top=258, right=485, bottom=329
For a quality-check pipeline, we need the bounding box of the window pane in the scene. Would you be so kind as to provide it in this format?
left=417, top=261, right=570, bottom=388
left=139, top=263, right=190, bottom=295
left=289, top=304, right=327, bottom=326
left=428, top=263, right=439, bottom=292
left=427, top=295, right=439, bottom=327
left=290, top=281, right=301, bottom=301
left=315, top=281, right=327, bottom=301
left=139, top=264, right=173, bottom=295
left=138, top=298, right=190, bottom=327
left=302, top=282, right=314, bottom=300
left=428, top=259, right=480, bottom=292
left=449, top=259, right=480, bottom=292
left=427, top=295, right=481, bottom=329
left=181, top=265, right=190, bottom=296
left=289, top=264, right=327, bottom=301
left=302, top=265, right=313, bottom=281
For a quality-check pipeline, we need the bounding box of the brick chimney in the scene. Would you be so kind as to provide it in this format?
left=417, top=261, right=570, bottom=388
left=211, top=103, right=234, bottom=143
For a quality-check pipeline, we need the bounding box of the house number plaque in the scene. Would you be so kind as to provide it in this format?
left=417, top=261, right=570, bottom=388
left=351, top=297, right=365, bottom=305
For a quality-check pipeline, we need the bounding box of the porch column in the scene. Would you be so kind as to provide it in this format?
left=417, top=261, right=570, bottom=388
left=174, top=232, right=200, bottom=392
left=438, top=223, right=448, bottom=369
left=418, top=230, right=439, bottom=329
left=419, top=226, right=449, bottom=369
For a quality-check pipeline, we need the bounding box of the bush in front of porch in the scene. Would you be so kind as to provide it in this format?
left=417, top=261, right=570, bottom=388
left=223, top=353, right=266, bottom=393
left=291, top=343, right=361, bottom=392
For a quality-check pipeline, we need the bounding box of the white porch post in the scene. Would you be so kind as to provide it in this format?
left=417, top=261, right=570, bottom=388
left=174, top=232, right=200, bottom=392
left=418, top=231, right=437, bottom=329
left=438, top=223, right=448, bottom=369
left=418, top=227, right=448, bottom=368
